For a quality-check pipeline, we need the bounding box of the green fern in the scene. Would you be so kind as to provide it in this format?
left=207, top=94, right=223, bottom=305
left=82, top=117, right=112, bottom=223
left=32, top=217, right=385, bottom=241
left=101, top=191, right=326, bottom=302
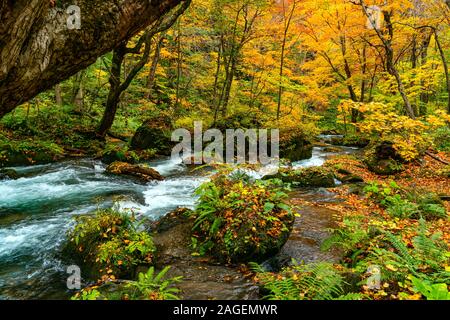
left=370, top=220, right=450, bottom=283
left=254, top=262, right=350, bottom=300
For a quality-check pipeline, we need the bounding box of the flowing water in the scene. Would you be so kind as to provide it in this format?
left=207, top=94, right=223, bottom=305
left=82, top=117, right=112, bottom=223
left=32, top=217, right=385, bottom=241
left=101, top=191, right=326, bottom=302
left=0, top=142, right=356, bottom=300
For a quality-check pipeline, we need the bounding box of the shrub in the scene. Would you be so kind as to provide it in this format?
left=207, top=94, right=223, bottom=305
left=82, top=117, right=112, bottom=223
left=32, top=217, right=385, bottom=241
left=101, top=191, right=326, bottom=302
left=364, top=182, right=447, bottom=221
left=338, top=101, right=450, bottom=161
left=64, top=208, right=156, bottom=280
left=385, top=196, right=420, bottom=219
left=431, top=126, right=450, bottom=152
left=191, top=172, right=295, bottom=263
left=410, top=277, right=450, bottom=300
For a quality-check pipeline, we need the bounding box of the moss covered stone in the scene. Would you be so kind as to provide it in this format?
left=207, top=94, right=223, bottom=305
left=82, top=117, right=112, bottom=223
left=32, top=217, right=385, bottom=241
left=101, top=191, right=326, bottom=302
left=131, top=117, right=173, bottom=156
left=264, top=167, right=336, bottom=188
left=106, top=161, right=164, bottom=182
left=280, top=134, right=313, bottom=162
left=63, top=209, right=156, bottom=280
left=191, top=173, right=295, bottom=263
left=0, top=168, right=19, bottom=180
left=365, top=141, right=405, bottom=176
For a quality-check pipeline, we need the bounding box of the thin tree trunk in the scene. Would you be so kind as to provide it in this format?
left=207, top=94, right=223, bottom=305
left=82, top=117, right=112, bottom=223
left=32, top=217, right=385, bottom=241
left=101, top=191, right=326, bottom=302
left=434, top=30, right=450, bottom=114
left=277, top=1, right=296, bottom=120
left=420, top=32, right=432, bottom=104
left=55, top=84, right=63, bottom=106
left=212, top=41, right=223, bottom=126
left=361, top=1, right=416, bottom=119
left=98, top=44, right=127, bottom=137
left=97, top=0, right=191, bottom=137
left=146, top=34, right=165, bottom=99
left=71, top=70, right=86, bottom=113
left=175, top=19, right=182, bottom=108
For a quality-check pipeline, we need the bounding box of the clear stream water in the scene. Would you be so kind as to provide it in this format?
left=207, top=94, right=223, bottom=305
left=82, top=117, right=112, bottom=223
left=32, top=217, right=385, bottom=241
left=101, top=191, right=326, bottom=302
left=0, top=144, right=356, bottom=300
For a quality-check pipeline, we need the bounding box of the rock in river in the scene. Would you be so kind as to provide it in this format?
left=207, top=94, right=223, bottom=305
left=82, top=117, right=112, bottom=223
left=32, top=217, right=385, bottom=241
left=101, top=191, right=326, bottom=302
left=106, top=161, right=164, bottom=182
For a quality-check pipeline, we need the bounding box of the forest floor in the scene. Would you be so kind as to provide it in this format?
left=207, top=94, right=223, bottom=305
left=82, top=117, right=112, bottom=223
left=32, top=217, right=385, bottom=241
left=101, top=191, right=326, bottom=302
left=284, top=152, right=450, bottom=300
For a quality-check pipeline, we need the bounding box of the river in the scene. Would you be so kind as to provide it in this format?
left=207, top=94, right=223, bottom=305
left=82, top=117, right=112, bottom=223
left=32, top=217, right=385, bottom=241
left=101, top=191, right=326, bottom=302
left=0, top=141, right=357, bottom=300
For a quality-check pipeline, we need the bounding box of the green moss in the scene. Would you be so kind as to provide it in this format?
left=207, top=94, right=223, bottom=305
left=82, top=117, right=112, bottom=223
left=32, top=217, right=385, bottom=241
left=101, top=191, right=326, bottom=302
left=190, top=172, right=295, bottom=263
left=264, top=166, right=336, bottom=188
left=63, top=209, right=156, bottom=280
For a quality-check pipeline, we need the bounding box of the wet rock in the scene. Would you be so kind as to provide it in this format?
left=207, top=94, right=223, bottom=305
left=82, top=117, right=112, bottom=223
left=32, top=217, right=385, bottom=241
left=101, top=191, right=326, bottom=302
left=0, top=148, right=60, bottom=167
left=278, top=192, right=343, bottom=265
left=151, top=208, right=260, bottom=300
left=330, top=136, right=369, bottom=148
left=322, top=146, right=343, bottom=153
left=280, top=135, right=313, bottom=162
left=106, top=161, right=164, bottom=182
left=0, top=168, right=19, bottom=180
left=131, top=117, right=173, bottom=156
left=264, top=167, right=336, bottom=188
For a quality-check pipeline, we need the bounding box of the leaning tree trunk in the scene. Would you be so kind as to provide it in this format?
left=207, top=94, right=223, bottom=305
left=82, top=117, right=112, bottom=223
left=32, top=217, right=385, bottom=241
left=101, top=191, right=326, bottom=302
left=0, top=0, right=184, bottom=118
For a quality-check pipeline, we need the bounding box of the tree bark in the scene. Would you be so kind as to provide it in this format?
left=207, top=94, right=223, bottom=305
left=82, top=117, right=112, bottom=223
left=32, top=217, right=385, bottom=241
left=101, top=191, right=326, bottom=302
left=0, top=0, right=185, bottom=118
left=97, top=44, right=127, bottom=137
left=71, top=70, right=86, bottom=112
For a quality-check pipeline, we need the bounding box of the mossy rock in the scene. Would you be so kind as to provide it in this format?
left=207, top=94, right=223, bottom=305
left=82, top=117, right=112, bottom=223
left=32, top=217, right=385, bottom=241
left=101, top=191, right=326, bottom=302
left=280, top=134, right=313, bottom=162
left=212, top=215, right=294, bottom=264
left=0, top=168, right=19, bottom=180
left=131, top=118, right=173, bottom=156
left=335, top=168, right=364, bottom=184
left=366, top=158, right=404, bottom=176
left=330, top=135, right=369, bottom=148
left=106, top=161, right=164, bottom=182
left=264, top=167, right=336, bottom=188
left=62, top=209, right=156, bottom=280
left=192, top=175, right=295, bottom=263
left=365, top=141, right=406, bottom=175
left=0, top=148, right=60, bottom=167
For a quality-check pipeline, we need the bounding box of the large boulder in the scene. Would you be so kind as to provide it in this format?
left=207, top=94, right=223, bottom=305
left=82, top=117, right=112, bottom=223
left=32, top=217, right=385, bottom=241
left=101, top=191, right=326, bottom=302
left=106, top=162, right=164, bottom=182
left=62, top=209, right=156, bottom=281
left=131, top=118, right=173, bottom=156
left=365, top=141, right=404, bottom=176
left=280, top=134, right=313, bottom=162
left=192, top=174, right=295, bottom=263
left=264, top=167, right=336, bottom=188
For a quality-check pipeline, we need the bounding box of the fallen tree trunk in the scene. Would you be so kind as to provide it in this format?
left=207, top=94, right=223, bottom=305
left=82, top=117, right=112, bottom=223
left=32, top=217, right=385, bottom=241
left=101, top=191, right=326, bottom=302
left=0, top=0, right=184, bottom=118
